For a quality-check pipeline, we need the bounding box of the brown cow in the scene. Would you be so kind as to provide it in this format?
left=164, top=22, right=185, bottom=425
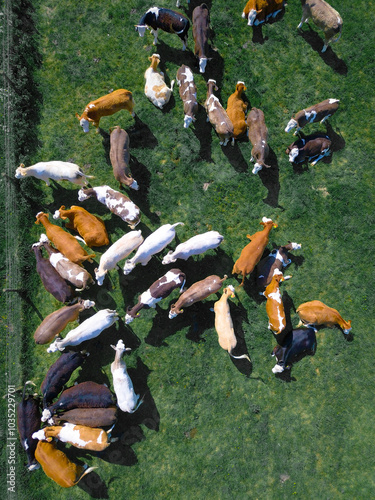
left=109, top=126, right=139, bottom=190
left=17, top=381, right=41, bottom=471
left=247, top=107, right=270, bottom=174
left=49, top=407, right=117, bottom=428
left=285, top=98, right=340, bottom=134
left=256, top=242, right=301, bottom=291
left=226, top=82, right=248, bottom=143
left=286, top=133, right=332, bottom=166
left=205, top=79, right=234, bottom=146
left=176, top=65, right=198, bottom=129
left=192, top=3, right=210, bottom=73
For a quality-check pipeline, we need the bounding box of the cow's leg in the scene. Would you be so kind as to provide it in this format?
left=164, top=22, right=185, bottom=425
left=310, top=148, right=330, bottom=166
left=151, top=29, right=158, bottom=45
left=320, top=114, right=331, bottom=124
left=297, top=12, right=309, bottom=29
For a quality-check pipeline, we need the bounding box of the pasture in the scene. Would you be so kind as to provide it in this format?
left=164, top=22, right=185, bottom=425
left=2, top=0, right=375, bottom=498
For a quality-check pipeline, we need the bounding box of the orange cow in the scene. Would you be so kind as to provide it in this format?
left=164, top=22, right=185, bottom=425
left=35, top=212, right=95, bottom=265
left=242, top=0, right=284, bottom=27
left=76, top=89, right=135, bottom=133
left=226, top=82, right=248, bottom=142
left=232, top=217, right=278, bottom=286
left=263, top=270, right=291, bottom=335
left=296, top=300, right=352, bottom=335
left=53, top=205, right=109, bottom=247
left=34, top=440, right=96, bottom=487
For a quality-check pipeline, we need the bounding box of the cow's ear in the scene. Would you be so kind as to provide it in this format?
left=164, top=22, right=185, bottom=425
left=47, top=437, right=53, bottom=442
left=75, top=113, right=81, bottom=120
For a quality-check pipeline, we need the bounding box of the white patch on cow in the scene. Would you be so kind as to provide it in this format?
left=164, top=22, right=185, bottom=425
left=49, top=252, right=66, bottom=268
left=41, top=409, right=52, bottom=422
left=182, top=68, right=194, bottom=83
left=268, top=291, right=282, bottom=303
left=289, top=147, right=299, bottom=162
left=148, top=7, right=160, bottom=18
left=291, top=242, right=301, bottom=250
left=252, top=163, right=262, bottom=175
left=57, top=423, right=93, bottom=448
left=285, top=118, right=298, bottom=133
left=32, top=429, right=46, bottom=441
left=139, top=289, right=162, bottom=308
left=248, top=9, right=257, bottom=26
left=184, top=115, right=193, bottom=128
left=136, top=25, right=147, bottom=37
left=78, top=189, right=89, bottom=201
left=272, top=364, right=284, bottom=373
left=53, top=210, right=61, bottom=219
left=199, top=57, right=207, bottom=73
left=329, top=98, right=339, bottom=104
left=262, top=217, right=273, bottom=223
left=305, top=109, right=317, bottom=123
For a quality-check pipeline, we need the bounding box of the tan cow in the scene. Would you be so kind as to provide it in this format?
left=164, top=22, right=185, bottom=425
left=109, top=126, right=138, bottom=190
left=144, top=54, right=175, bottom=109
left=247, top=107, right=270, bottom=174
left=232, top=217, right=278, bottom=286
left=296, top=300, right=352, bottom=334
left=263, top=270, right=291, bottom=335
left=205, top=79, right=234, bottom=146
left=226, top=82, right=248, bottom=143
left=76, top=88, right=135, bottom=132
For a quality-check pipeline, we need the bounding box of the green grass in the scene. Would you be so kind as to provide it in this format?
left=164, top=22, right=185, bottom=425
left=3, top=0, right=375, bottom=498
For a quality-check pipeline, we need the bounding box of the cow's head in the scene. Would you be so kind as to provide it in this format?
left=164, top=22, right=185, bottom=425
left=78, top=189, right=90, bottom=201
left=168, top=304, right=182, bottom=319
left=247, top=9, right=258, bottom=26
left=288, top=147, right=299, bottom=163
left=285, top=118, right=298, bottom=133
left=15, top=164, right=26, bottom=178
left=135, top=25, right=147, bottom=37
left=183, top=114, right=194, bottom=129
left=76, top=113, right=90, bottom=133
left=199, top=57, right=208, bottom=74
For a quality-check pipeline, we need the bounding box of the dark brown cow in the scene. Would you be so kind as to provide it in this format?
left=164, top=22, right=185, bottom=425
left=125, top=269, right=186, bottom=323
left=272, top=327, right=316, bottom=373
left=192, top=4, right=210, bottom=73
left=286, top=133, right=332, bottom=165
left=17, top=381, right=41, bottom=471
left=176, top=65, right=198, bottom=129
left=49, top=407, right=117, bottom=428
left=247, top=107, right=270, bottom=174
left=256, top=242, right=301, bottom=290
left=285, top=98, right=340, bottom=134
left=110, top=126, right=139, bottom=190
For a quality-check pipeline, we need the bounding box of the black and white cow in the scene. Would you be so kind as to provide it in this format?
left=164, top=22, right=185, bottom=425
left=286, top=133, right=332, bottom=165
left=272, top=327, right=316, bottom=373
left=256, top=242, right=301, bottom=291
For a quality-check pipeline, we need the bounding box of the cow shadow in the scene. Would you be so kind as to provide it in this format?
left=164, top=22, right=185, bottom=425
left=229, top=301, right=253, bottom=377
left=192, top=103, right=213, bottom=162
left=298, top=25, right=348, bottom=75
left=258, top=147, right=282, bottom=208
left=127, top=114, right=158, bottom=149
left=221, top=141, right=249, bottom=173
left=325, top=122, right=346, bottom=152
left=78, top=470, right=109, bottom=498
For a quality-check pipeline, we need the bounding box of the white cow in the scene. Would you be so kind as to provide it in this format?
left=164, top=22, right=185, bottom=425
left=123, top=222, right=184, bottom=275
left=15, top=161, right=94, bottom=187
left=47, top=309, right=119, bottom=353
left=144, top=54, right=174, bottom=109
left=162, top=230, right=224, bottom=264
left=95, top=231, right=144, bottom=286
left=111, top=340, right=142, bottom=413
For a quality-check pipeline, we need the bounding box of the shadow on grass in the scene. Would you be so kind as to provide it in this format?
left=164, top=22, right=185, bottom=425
left=221, top=141, right=249, bottom=173
left=258, top=147, right=283, bottom=208
left=192, top=104, right=213, bottom=162
left=126, top=114, right=158, bottom=150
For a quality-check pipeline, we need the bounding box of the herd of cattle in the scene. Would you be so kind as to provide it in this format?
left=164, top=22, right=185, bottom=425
left=15, top=0, right=351, bottom=489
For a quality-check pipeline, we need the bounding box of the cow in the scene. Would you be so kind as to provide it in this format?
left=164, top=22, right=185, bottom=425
left=298, top=0, right=342, bottom=53
left=111, top=340, right=143, bottom=413
left=95, top=230, right=144, bottom=286
left=162, top=230, right=223, bottom=265
left=205, top=79, right=234, bottom=146
left=144, top=53, right=175, bottom=109
left=247, top=107, right=270, bottom=174
left=41, top=381, right=116, bottom=422
left=78, top=186, right=141, bottom=229
left=34, top=299, right=95, bottom=345
left=32, top=241, right=75, bottom=303
left=15, top=161, right=94, bottom=187
left=176, top=65, right=198, bottom=128
left=53, top=205, right=109, bottom=247
left=76, top=88, right=135, bottom=132
left=40, top=351, right=89, bottom=408
left=48, top=407, right=118, bottom=428
left=296, top=300, right=352, bottom=334
left=263, top=270, right=291, bottom=335
left=242, top=0, right=285, bottom=27
left=286, top=133, right=332, bottom=165
left=123, top=222, right=184, bottom=275
left=192, top=4, right=210, bottom=73
left=226, top=82, right=248, bottom=143
left=109, top=126, right=139, bottom=190
left=256, top=242, right=301, bottom=291
left=285, top=99, right=340, bottom=134
left=33, top=423, right=116, bottom=452
left=35, top=212, right=95, bottom=266
left=40, top=235, right=94, bottom=291
left=272, top=327, right=317, bottom=373
left=17, top=381, right=41, bottom=471
left=169, top=274, right=227, bottom=318
left=232, top=217, right=278, bottom=286
left=125, top=269, right=186, bottom=324
left=213, top=286, right=251, bottom=361
left=47, top=309, right=119, bottom=353
left=34, top=440, right=97, bottom=487
left=136, top=7, right=190, bottom=50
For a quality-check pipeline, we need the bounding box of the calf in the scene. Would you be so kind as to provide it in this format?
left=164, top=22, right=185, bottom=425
left=41, top=351, right=88, bottom=408
left=34, top=299, right=95, bottom=345
left=109, top=126, right=139, bottom=190
left=144, top=53, right=175, bottom=109
left=34, top=440, right=96, bottom=487
left=247, top=107, right=270, bottom=174
left=213, top=286, right=251, bottom=361
left=33, top=423, right=116, bottom=452
left=32, top=242, right=75, bottom=303
left=162, top=230, right=223, bottom=264
left=95, top=230, right=144, bottom=285
left=296, top=300, right=352, bottom=334
left=17, top=381, right=41, bottom=471
left=226, top=82, right=248, bottom=142
left=53, top=205, right=109, bottom=247
left=263, top=270, right=291, bottom=335
left=205, top=79, right=234, bottom=146
left=111, top=340, right=143, bottom=413
left=41, top=381, right=115, bottom=422
left=136, top=7, right=190, bottom=50
left=76, top=88, right=135, bottom=132
left=192, top=4, right=210, bottom=73
left=15, top=161, right=94, bottom=187
left=232, top=217, right=278, bottom=286
left=78, top=186, right=141, bottom=229
left=272, top=327, right=316, bottom=373
left=169, top=274, right=227, bottom=318
left=47, top=309, right=119, bottom=353
left=298, top=0, right=342, bottom=53
left=41, top=235, right=94, bottom=291
left=176, top=65, right=198, bottom=128
left=123, top=222, right=183, bottom=275
left=125, top=269, right=186, bottom=324
left=242, top=0, right=285, bottom=27
left=256, top=242, right=301, bottom=290
left=35, top=212, right=95, bottom=266
left=286, top=133, right=332, bottom=165
left=285, top=98, right=340, bottom=134
left=49, top=407, right=117, bottom=428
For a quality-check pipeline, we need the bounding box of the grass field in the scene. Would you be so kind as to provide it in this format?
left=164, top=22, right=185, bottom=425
left=2, top=0, right=375, bottom=498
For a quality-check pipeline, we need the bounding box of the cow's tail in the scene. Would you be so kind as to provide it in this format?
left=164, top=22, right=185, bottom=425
left=229, top=352, right=251, bottom=362
left=76, top=466, right=98, bottom=485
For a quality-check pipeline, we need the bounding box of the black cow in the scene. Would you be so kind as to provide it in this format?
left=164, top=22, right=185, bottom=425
left=17, top=381, right=41, bottom=471
left=272, top=327, right=316, bottom=373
